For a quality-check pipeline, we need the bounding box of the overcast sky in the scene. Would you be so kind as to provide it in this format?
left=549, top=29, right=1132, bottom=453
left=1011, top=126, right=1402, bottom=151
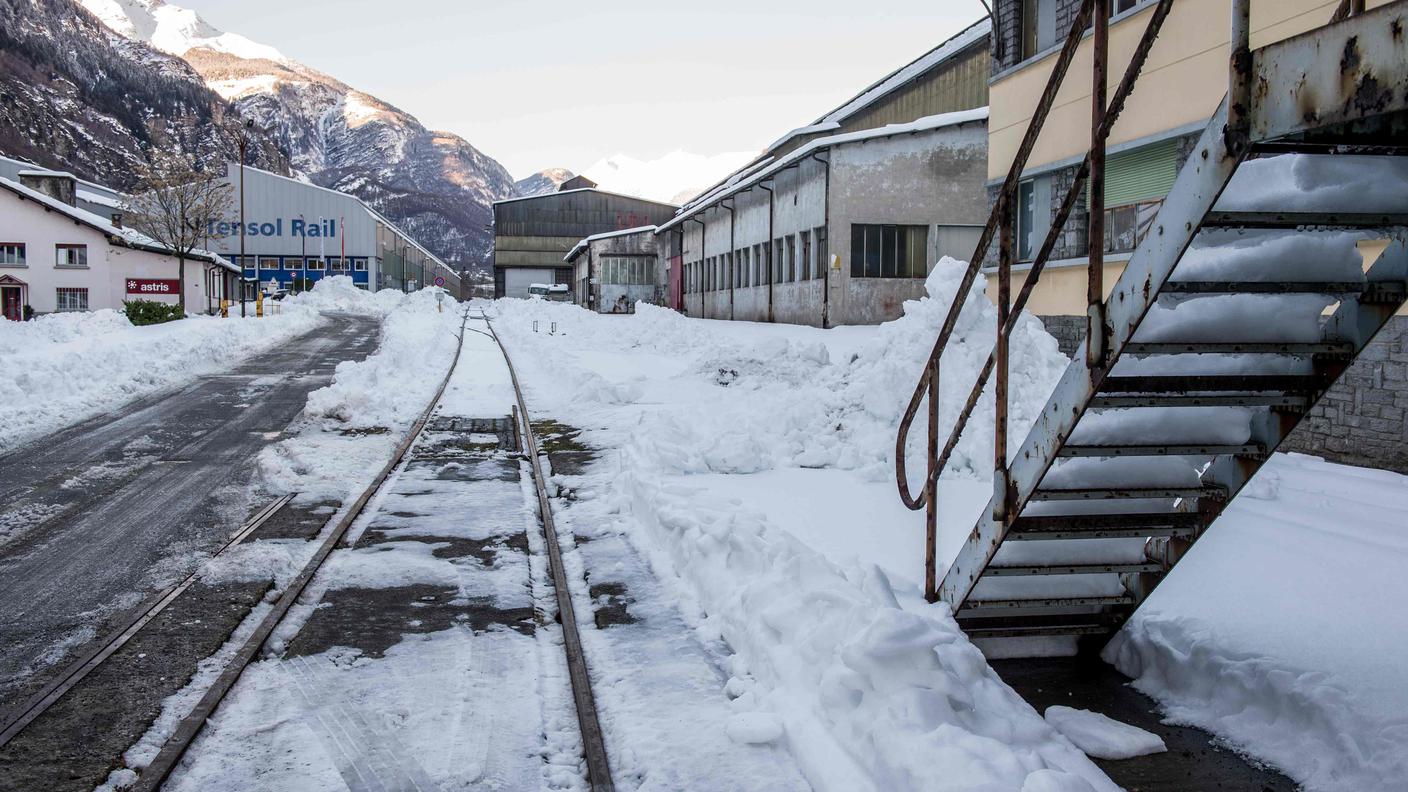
left=186, top=1, right=987, bottom=179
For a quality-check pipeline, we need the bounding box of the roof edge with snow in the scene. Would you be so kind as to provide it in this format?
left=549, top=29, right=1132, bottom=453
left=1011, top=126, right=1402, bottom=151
left=0, top=176, right=234, bottom=272
left=656, top=107, right=988, bottom=235
left=564, top=224, right=658, bottom=262
left=492, top=187, right=680, bottom=210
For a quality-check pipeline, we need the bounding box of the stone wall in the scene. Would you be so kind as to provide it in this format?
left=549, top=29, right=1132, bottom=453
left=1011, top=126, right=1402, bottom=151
left=1281, top=317, right=1408, bottom=474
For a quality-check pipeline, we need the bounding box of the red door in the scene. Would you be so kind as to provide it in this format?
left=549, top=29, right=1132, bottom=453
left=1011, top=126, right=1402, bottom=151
left=1, top=285, right=22, bottom=321
left=668, top=254, right=683, bottom=311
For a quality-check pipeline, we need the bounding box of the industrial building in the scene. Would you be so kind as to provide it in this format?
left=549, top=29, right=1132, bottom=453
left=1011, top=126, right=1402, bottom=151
left=563, top=226, right=664, bottom=313
left=982, top=0, right=1407, bottom=473
left=491, top=188, right=677, bottom=299
left=657, top=19, right=992, bottom=327
left=215, top=164, right=461, bottom=297
left=0, top=169, right=236, bottom=318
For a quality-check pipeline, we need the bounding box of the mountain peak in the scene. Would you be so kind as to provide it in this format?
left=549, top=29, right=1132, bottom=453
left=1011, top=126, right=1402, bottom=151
left=80, top=0, right=288, bottom=62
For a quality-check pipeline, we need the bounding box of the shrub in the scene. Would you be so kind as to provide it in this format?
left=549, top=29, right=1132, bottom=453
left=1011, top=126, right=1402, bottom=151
left=123, top=299, right=184, bottom=326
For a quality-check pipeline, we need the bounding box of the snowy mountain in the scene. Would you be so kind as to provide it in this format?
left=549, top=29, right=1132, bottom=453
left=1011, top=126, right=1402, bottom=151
left=78, top=0, right=517, bottom=267
left=0, top=0, right=287, bottom=192
left=514, top=168, right=575, bottom=198
left=582, top=151, right=756, bottom=205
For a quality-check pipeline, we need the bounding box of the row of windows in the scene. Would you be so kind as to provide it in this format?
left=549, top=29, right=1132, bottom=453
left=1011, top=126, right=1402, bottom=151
left=0, top=243, right=88, bottom=268
left=598, top=256, right=656, bottom=285
left=683, top=227, right=829, bottom=295
left=234, top=256, right=368, bottom=272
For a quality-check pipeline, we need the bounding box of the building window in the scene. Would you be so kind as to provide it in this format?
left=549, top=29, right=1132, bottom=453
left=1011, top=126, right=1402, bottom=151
left=1020, top=0, right=1056, bottom=60
left=1105, top=200, right=1163, bottom=254
left=284, top=258, right=303, bottom=270
left=800, top=230, right=813, bottom=280
left=354, top=259, right=368, bottom=272
left=774, top=240, right=784, bottom=283
left=56, top=287, right=88, bottom=312
left=259, top=257, right=279, bottom=271
left=56, top=244, right=88, bottom=268
left=1016, top=175, right=1052, bottom=262
left=600, top=256, right=653, bottom=284
left=850, top=224, right=929, bottom=278
left=308, top=258, right=326, bottom=271
left=814, top=227, right=828, bottom=279
left=0, top=243, right=25, bottom=266
left=726, top=251, right=734, bottom=289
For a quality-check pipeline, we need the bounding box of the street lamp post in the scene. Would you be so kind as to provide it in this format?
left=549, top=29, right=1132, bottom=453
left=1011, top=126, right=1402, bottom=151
left=299, top=213, right=307, bottom=291
left=237, top=119, right=252, bottom=317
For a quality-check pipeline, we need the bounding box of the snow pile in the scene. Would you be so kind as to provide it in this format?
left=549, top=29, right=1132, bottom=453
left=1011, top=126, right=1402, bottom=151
left=492, top=260, right=1108, bottom=790
left=1043, top=707, right=1166, bottom=760
left=0, top=307, right=320, bottom=453
left=493, top=257, right=1068, bottom=482
left=259, top=288, right=464, bottom=501
left=281, top=275, right=406, bottom=317
left=1104, top=454, right=1408, bottom=791
left=1219, top=154, right=1408, bottom=213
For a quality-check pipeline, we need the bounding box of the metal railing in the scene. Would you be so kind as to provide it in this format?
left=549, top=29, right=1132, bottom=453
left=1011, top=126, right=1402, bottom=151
left=896, top=0, right=1369, bottom=603
left=894, top=0, right=1176, bottom=602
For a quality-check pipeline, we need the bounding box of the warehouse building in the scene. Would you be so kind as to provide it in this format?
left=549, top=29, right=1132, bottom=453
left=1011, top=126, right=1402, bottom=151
left=215, top=164, right=461, bottom=297
left=0, top=170, right=236, bottom=319
left=657, top=19, right=992, bottom=327
left=563, top=225, right=664, bottom=313
left=491, top=188, right=677, bottom=299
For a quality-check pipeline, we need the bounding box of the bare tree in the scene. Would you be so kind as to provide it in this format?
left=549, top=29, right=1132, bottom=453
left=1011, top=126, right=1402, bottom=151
left=125, top=154, right=234, bottom=315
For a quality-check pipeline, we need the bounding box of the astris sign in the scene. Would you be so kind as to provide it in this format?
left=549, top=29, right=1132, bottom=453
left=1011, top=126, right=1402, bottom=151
left=206, top=217, right=339, bottom=239
left=126, top=278, right=180, bottom=295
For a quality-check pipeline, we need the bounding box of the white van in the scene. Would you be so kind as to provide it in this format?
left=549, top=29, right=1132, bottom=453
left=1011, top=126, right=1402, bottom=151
left=527, top=283, right=571, bottom=302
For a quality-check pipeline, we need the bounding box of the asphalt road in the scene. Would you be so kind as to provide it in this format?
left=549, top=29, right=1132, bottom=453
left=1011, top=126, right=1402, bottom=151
left=0, top=314, right=381, bottom=711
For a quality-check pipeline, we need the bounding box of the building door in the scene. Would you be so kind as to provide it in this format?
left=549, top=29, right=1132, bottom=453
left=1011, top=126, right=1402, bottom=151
left=0, top=276, right=26, bottom=321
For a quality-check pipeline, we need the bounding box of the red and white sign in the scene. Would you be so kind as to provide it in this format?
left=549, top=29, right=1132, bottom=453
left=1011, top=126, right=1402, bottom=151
left=125, top=278, right=180, bottom=295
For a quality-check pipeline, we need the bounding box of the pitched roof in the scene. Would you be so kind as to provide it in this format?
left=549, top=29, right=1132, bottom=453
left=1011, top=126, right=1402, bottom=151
left=564, top=225, right=658, bottom=262
left=0, top=176, right=235, bottom=272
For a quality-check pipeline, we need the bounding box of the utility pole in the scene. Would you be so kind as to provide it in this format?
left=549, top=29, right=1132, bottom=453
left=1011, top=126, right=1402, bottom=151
left=299, top=213, right=307, bottom=291
left=237, top=119, right=251, bottom=317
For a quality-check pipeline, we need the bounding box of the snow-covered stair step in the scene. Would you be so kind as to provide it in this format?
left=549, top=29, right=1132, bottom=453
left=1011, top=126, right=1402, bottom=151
left=983, top=562, right=1163, bottom=576
left=1099, top=374, right=1321, bottom=393
left=960, top=618, right=1121, bottom=640
left=1160, top=281, right=1397, bottom=299
left=1200, top=210, right=1408, bottom=229
left=957, top=595, right=1135, bottom=614
left=1123, top=341, right=1351, bottom=356
left=1028, top=485, right=1225, bottom=501
left=1056, top=442, right=1266, bottom=458
left=1007, top=512, right=1207, bottom=541
left=1090, top=393, right=1309, bottom=408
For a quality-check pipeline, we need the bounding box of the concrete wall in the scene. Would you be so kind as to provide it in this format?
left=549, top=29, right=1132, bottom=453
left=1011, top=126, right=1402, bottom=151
left=829, top=120, right=990, bottom=325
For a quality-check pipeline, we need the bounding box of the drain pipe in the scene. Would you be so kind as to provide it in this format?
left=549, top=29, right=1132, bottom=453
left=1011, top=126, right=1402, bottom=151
left=721, top=198, right=736, bottom=321
left=759, top=180, right=775, bottom=323
left=689, top=216, right=707, bottom=319
left=810, top=150, right=831, bottom=329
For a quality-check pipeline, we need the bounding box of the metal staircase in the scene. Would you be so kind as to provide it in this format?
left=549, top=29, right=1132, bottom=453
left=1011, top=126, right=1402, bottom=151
left=896, top=0, right=1408, bottom=646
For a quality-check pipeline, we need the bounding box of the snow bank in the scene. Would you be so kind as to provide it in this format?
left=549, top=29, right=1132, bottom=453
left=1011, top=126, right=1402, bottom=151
left=0, top=306, right=320, bottom=454
left=491, top=260, right=1108, bottom=790
left=1104, top=454, right=1408, bottom=791
left=258, top=286, right=464, bottom=502
left=1043, top=707, right=1165, bottom=760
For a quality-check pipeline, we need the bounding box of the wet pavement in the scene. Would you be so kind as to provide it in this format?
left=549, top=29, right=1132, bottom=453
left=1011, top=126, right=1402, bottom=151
left=0, top=315, right=381, bottom=710
left=992, top=655, right=1295, bottom=791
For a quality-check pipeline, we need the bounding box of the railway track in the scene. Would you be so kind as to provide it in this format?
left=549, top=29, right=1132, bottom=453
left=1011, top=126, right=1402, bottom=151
left=2, top=308, right=615, bottom=791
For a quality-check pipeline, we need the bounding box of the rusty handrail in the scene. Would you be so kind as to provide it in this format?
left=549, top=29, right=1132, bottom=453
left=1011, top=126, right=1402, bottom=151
left=895, top=0, right=1097, bottom=511
left=927, top=0, right=1176, bottom=481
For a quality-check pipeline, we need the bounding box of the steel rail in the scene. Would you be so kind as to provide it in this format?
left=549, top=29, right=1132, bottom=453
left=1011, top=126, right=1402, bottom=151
left=130, top=308, right=471, bottom=792
left=483, top=315, right=615, bottom=792
left=0, top=493, right=295, bottom=748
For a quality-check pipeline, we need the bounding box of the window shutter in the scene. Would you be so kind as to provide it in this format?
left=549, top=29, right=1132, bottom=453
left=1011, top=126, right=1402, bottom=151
left=1096, top=138, right=1179, bottom=208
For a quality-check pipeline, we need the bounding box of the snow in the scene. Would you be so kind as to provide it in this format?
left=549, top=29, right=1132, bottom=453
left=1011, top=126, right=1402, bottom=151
left=1105, top=453, right=1408, bottom=791
left=581, top=150, right=756, bottom=205
left=1217, top=154, right=1408, bottom=213
left=80, top=0, right=288, bottom=63
left=206, top=74, right=282, bottom=101
left=0, top=305, right=320, bottom=456
left=487, top=261, right=1122, bottom=790
left=1043, top=707, right=1166, bottom=760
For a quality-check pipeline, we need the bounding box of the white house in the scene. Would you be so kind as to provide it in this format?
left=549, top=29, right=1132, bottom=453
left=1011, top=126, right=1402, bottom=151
left=0, top=171, right=237, bottom=320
